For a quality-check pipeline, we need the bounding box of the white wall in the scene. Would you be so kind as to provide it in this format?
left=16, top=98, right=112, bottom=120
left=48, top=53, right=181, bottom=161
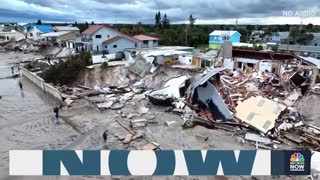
left=103, top=38, right=136, bottom=54
left=21, top=68, right=62, bottom=101
left=0, top=31, right=24, bottom=42
left=92, top=27, right=122, bottom=52
left=27, top=27, right=43, bottom=41
left=178, top=54, right=193, bottom=64
left=259, top=60, right=272, bottom=72
left=140, top=40, right=159, bottom=48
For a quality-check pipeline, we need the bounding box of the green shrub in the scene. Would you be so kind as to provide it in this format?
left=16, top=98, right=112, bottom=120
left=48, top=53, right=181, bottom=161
left=101, top=61, right=108, bottom=69
left=41, top=51, right=92, bottom=85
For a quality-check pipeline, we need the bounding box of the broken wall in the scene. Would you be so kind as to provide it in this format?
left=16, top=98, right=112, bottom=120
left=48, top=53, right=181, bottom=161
left=77, top=65, right=198, bottom=90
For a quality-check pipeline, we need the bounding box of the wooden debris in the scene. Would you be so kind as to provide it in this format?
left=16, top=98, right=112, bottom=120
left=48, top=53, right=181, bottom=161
left=116, top=119, right=134, bottom=134
left=123, top=134, right=133, bottom=144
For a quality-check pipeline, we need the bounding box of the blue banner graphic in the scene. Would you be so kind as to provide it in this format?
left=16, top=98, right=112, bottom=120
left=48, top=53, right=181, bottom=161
left=9, top=150, right=311, bottom=176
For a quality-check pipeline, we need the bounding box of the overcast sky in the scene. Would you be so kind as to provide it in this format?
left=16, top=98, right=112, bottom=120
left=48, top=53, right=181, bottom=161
left=0, top=0, right=319, bottom=25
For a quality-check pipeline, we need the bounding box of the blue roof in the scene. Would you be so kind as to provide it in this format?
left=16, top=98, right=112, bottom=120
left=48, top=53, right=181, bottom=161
left=25, top=23, right=52, bottom=33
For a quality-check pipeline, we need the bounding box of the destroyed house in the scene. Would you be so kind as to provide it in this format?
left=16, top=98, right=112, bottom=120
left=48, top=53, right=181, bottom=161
left=232, top=49, right=302, bottom=75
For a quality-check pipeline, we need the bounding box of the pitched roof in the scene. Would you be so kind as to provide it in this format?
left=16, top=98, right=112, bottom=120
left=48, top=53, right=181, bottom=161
left=133, top=34, right=159, bottom=41
left=278, top=44, right=320, bottom=53
left=54, top=26, right=80, bottom=31
left=209, top=30, right=240, bottom=36
left=35, top=25, right=53, bottom=33
left=299, top=56, right=320, bottom=68
left=102, top=36, right=137, bottom=44
left=81, top=25, right=105, bottom=35
left=26, top=24, right=52, bottom=33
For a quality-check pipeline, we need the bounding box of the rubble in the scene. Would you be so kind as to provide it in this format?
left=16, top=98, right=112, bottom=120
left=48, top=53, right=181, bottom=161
left=138, top=106, right=150, bottom=114
left=130, top=119, right=147, bottom=128
left=97, top=101, right=113, bottom=109
left=147, top=74, right=190, bottom=106
left=48, top=51, right=320, bottom=152
left=142, top=142, right=159, bottom=150
left=245, top=132, right=272, bottom=144
left=123, top=134, right=133, bottom=144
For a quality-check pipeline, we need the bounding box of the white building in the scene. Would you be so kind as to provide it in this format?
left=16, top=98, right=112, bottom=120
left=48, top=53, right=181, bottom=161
left=133, top=34, right=159, bottom=48
left=25, top=24, right=53, bottom=41
left=53, top=26, right=80, bottom=35
left=102, top=36, right=138, bottom=54
left=0, top=30, right=25, bottom=42
left=80, top=25, right=159, bottom=53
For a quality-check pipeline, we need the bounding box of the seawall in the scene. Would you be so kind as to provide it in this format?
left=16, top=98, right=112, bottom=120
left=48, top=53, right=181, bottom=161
left=21, top=68, right=62, bottom=101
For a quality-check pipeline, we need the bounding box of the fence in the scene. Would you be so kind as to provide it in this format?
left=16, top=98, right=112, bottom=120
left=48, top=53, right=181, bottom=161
left=21, top=68, right=62, bottom=101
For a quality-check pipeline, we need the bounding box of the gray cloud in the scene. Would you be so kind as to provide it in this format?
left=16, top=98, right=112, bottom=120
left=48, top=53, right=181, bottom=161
left=0, top=0, right=318, bottom=24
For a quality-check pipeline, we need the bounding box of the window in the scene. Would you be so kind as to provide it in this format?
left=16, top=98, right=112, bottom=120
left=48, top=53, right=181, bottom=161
left=143, top=40, right=148, bottom=45
left=6, top=36, right=9, bottom=40
left=107, top=35, right=110, bottom=38
left=153, top=40, right=157, bottom=43
left=105, top=45, right=108, bottom=48
left=30, top=33, right=33, bottom=37
left=135, top=43, right=137, bottom=48
left=113, top=44, right=117, bottom=48
left=315, top=43, right=318, bottom=46
left=95, top=35, right=102, bottom=38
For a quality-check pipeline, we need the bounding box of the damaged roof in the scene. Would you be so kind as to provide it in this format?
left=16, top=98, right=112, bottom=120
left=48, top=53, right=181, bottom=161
left=190, top=67, right=233, bottom=121
left=191, top=67, right=227, bottom=94
left=233, top=48, right=301, bottom=60
left=299, top=56, right=320, bottom=69
left=235, top=96, right=286, bottom=134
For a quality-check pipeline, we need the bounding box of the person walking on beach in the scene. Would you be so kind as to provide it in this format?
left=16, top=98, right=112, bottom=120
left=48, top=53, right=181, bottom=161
left=18, top=81, right=23, bottom=90
left=53, top=106, right=59, bottom=121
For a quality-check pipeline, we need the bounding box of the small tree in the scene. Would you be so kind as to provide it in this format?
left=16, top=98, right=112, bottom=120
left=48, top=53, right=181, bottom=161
left=91, top=21, right=95, bottom=25
left=37, top=20, right=42, bottom=25
left=307, top=23, right=313, bottom=31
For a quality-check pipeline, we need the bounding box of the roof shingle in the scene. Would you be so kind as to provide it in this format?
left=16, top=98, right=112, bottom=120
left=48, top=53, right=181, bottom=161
left=133, top=34, right=159, bottom=41
left=81, top=25, right=104, bottom=35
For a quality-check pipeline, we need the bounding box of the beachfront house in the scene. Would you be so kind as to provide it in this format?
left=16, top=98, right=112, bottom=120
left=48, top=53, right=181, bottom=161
left=25, top=24, right=53, bottom=41
left=102, top=36, right=139, bottom=54
left=80, top=25, right=160, bottom=54
left=133, top=34, right=159, bottom=48
left=40, top=31, right=80, bottom=47
left=209, top=30, right=241, bottom=50
left=0, top=30, right=25, bottom=42
left=81, top=25, right=139, bottom=53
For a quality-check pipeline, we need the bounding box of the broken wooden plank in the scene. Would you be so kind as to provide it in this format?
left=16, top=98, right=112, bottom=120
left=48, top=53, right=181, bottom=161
left=77, top=85, right=92, bottom=90
left=116, top=119, right=134, bottom=134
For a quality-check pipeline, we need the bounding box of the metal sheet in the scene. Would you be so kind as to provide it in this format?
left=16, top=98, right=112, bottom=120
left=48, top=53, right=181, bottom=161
left=196, top=82, right=233, bottom=120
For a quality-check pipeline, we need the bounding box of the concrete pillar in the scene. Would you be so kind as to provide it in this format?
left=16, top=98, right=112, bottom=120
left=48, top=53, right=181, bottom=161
left=312, top=67, right=319, bottom=86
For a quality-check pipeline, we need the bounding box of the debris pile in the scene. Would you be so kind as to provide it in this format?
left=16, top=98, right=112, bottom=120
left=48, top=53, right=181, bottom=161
left=145, top=65, right=320, bottom=150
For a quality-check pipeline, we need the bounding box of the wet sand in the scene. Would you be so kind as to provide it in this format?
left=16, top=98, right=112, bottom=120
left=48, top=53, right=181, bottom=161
left=0, top=52, right=80, bottom=179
